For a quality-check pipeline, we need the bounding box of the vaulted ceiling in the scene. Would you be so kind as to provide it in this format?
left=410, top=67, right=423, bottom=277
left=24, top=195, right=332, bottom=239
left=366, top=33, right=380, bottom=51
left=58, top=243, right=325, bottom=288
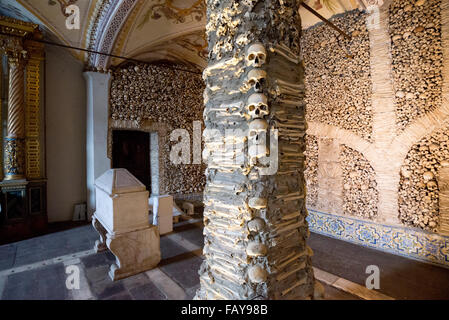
left=0, top=0, right=365, bottom=70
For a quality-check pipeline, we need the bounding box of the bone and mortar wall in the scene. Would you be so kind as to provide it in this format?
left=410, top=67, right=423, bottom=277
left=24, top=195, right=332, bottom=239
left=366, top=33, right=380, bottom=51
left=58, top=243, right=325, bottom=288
left=108, top=63, right=206, bottom=199
left=303, top=9, right=378, bottom=220
left=302, top=0, right=449, bottom=246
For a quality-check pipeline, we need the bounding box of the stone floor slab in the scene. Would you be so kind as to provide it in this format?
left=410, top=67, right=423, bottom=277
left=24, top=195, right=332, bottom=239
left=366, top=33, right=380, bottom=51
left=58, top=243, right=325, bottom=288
left=160, top=255, right=202, bottom=291
left=85, top=265, right=126, bottom=299
left=81, top=250, right=115, bottom=269
left=2, top=263, right=68, bottom=300
left=129, top=282, right=167, bottom=300
left=105, top=292, right=133, bottom=300
left=174, top=228, right=204, bottom=248
left=145, top=268, right=187, bottom=300
left=160, top=236, right=190, bottom=260
left=0, top=245, right=16, bottom=271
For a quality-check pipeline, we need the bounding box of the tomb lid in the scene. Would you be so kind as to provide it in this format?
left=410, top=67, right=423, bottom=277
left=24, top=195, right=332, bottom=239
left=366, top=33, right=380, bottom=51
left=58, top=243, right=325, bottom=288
left=95, top=168, right=146, bottom=195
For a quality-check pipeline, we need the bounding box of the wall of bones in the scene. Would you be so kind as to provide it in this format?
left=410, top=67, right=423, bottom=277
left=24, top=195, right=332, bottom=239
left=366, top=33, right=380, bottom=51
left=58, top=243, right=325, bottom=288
left=108, top=63, right=206, bottom=198
left=302, top=0, right=449, bottom=234
left=106, top=0, right=449, bottom=238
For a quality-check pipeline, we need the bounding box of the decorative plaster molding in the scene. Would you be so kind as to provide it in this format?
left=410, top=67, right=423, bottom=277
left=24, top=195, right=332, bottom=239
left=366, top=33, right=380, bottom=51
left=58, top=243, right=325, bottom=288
left=84, top=0, right=138, bottom=69
left=95, top=0, right=138, bottom=69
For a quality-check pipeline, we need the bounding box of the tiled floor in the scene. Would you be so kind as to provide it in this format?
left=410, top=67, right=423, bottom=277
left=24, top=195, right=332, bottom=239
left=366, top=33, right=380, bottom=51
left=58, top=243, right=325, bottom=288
left=0, top=226, right=98, bottom=272
left=2, top=219, right=446, bottom=300
left=0, top=222, right=204, bottom=300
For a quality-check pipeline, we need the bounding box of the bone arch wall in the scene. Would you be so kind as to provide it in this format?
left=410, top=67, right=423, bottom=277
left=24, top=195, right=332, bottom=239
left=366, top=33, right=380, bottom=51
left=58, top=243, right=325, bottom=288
left=302, top=10, right=373, bottom=141
left=108, top=63, right=206, bottom=197
left=399, top=124, right=449, bottom=231
left=304, top=137, right=378, bottom=220
left=390, top=0, right=443, bottom=132
left=302, top=0, right=449, bottom=236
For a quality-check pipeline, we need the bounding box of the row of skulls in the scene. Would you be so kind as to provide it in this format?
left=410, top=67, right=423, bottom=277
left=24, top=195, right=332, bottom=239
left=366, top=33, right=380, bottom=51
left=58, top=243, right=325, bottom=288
left=246, top=42, right=270, bottom=166
left=245, top=42, right=271, bottom=285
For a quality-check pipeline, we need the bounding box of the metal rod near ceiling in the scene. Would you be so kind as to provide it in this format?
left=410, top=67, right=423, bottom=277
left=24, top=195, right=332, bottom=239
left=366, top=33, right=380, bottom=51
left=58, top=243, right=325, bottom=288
left=0, top=31, right=202, bottom=75
left=300, top=1, right=352, bottom=40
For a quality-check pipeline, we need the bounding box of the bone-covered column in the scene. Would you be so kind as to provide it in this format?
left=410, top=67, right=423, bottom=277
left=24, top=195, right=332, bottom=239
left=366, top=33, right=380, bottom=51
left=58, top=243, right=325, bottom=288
left=4, top=55, right=26, bottom=180
left=196, top=0, right=316, bottom=300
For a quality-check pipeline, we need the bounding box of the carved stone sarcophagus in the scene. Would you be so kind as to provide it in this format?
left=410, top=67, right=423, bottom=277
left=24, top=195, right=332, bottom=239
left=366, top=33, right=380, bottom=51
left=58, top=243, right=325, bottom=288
left=92, top=169, right=161, bottom=281
left=95, top=168, right=149, bottom=234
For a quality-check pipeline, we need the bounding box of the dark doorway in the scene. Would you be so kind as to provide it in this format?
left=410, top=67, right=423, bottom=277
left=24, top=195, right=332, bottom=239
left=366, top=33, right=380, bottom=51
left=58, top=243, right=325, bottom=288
left=112, top=130, right=151, bottom=192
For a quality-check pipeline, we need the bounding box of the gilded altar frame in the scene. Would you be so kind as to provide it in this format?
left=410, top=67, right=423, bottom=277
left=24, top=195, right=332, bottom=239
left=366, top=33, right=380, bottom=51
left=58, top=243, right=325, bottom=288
left=0, top=15, right=46, bottom=241
left=0, top=15, right=44, bottom=181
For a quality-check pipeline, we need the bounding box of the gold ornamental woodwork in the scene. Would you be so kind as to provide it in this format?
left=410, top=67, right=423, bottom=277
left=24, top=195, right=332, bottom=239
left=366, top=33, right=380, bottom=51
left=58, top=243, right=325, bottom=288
left=0, top=16, right=44, bottom=181
left=25, top=39, right=44, bottom=179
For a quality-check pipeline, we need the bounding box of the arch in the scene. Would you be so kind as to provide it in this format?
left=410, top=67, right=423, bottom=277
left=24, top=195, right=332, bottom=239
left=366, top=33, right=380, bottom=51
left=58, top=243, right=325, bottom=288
left=85, top=0, right=138, bottom=69
left=306, top=122, right=375, bottom=162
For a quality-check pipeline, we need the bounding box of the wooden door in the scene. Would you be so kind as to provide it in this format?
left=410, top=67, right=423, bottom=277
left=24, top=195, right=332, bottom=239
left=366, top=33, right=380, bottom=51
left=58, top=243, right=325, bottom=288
left=112, top=130, right=151, bottom=192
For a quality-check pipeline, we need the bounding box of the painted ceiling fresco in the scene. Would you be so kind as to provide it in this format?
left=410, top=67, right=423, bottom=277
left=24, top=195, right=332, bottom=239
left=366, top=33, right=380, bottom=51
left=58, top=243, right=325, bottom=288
left=111, top=0, right=207, bottom=69
left=0, top=0, right=364, bottom=69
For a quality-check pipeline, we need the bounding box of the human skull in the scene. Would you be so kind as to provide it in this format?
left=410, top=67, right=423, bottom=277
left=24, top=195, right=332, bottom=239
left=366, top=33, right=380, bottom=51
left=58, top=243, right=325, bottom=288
left=248, top=197, right=267, bottom=209
left=247, top=93, right=269, bottom=119
left=247, top=217, right=265, bottom=232
left=427, top=181, right=437, bottom=191
left=246, top=241, right=267, bottom=257
left=247, top=69, right=267, bottom=93
left=423, top=171, right=434, bottom=183
left=248, top=265, right=267, bottom=284
left=248, top=119, right=268, bottom=145
left=246, top=43, right=267, bottom=67
left=242, top=0, right=259, bottom=8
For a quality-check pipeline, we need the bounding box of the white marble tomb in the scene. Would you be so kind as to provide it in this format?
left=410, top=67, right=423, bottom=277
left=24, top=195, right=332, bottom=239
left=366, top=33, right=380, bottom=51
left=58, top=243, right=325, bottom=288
left=92, top=168, right=161, bottom=281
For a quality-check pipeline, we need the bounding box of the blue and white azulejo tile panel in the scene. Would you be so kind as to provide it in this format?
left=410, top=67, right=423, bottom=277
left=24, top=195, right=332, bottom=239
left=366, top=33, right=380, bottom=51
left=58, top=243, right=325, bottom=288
left=306, top=209, right=449, bottom=268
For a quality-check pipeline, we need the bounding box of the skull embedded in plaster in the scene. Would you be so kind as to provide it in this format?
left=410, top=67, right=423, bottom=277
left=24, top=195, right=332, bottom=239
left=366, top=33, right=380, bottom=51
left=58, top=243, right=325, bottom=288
left=248, top=197, right=267, bottom=210
left=247, top=69, right=267, bottom=93
left=242, top=0, right=259, bottom=8
left=247, top=93, right=269, bottom=119
left=247, top=217, right=265, bottom=232
left=423, top=171, right=434, bottom=183
left=248, top=265, right=267, bottom=283
left=246, top=43, right=267, bottom=67
left=246, top=241, right=267, bottom=257
left=248, top=119, right=268, bottom=146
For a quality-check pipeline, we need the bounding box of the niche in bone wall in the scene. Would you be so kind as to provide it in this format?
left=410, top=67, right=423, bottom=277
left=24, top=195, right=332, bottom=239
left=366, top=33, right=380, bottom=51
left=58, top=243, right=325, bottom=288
left=341, top=145, right=378, bottom=220
left=389, top=0, right=443, bottom=132
left=316, top=138, right=343, bottom=214
left=301, top=10, right=373, bottom=141
left=398, top=126, right=449, bottom=232
left=109, top=63, right=206, bottom=195
left=304, top=135, right=318, bottom=208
